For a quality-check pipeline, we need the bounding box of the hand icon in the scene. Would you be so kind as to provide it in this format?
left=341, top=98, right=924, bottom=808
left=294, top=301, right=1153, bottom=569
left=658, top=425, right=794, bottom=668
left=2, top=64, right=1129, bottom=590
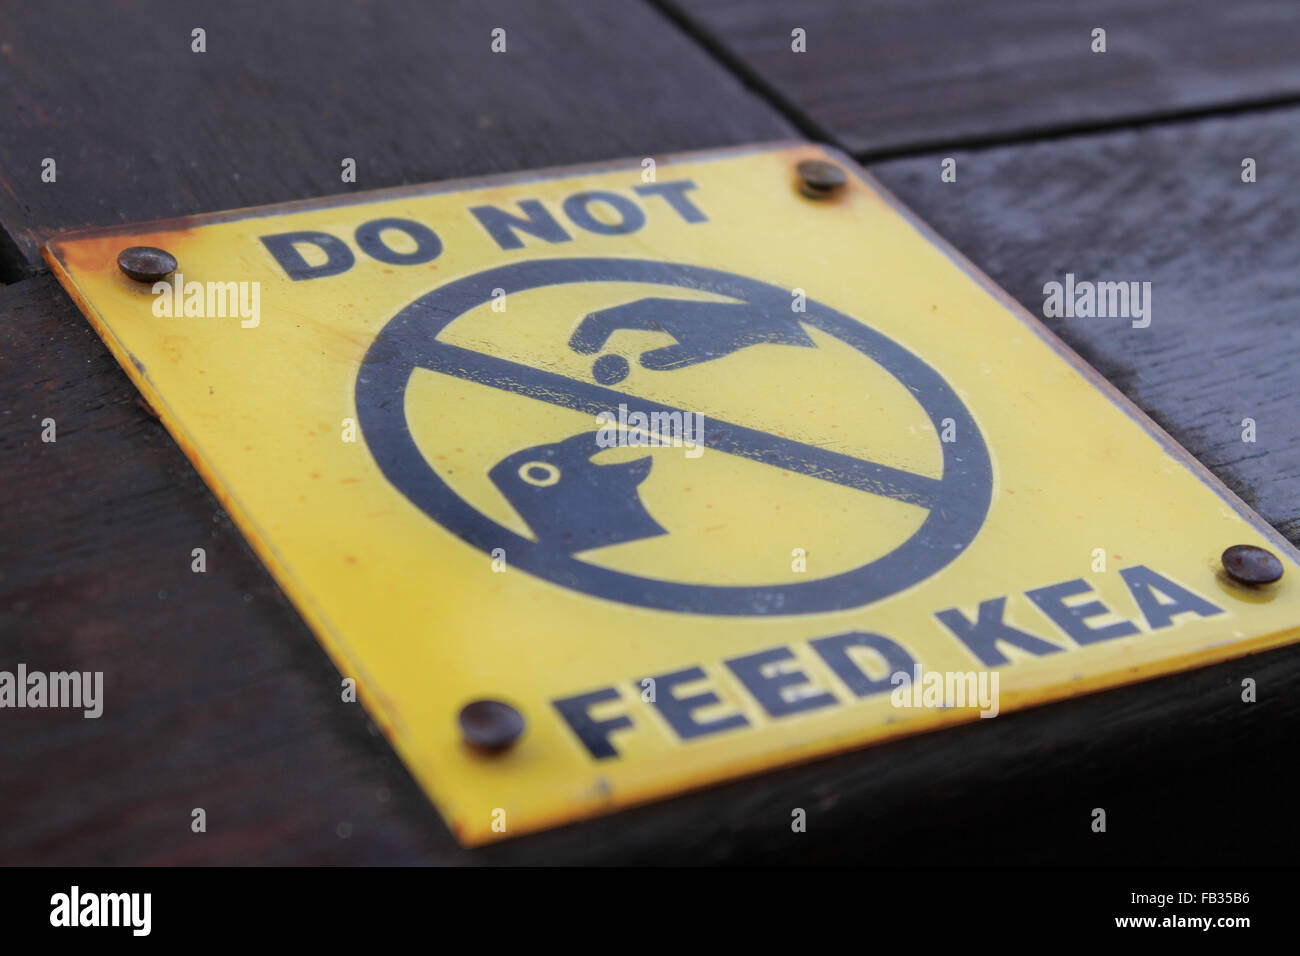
left=569, top=297, right=815, bottom=384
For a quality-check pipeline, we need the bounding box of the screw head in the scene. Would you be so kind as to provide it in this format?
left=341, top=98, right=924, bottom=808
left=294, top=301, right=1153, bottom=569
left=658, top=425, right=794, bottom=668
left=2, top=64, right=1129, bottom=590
left=1221, top=544, right=1284, bottom=585
left=458, top=699, right=525, bottom=753
left=796, top=159, right=847, bottom=199
left=117, top=245, right=177, bottom=283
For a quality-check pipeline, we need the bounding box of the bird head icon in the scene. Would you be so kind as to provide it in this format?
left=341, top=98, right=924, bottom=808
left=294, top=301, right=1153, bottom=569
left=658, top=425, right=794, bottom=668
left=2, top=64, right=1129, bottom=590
left=489, top=431, right=667, bottom=555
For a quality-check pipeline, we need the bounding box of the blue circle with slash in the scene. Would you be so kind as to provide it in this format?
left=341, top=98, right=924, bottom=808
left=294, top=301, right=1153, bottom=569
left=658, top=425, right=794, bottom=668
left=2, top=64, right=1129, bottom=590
left=356, top=258, right=992, bottom=616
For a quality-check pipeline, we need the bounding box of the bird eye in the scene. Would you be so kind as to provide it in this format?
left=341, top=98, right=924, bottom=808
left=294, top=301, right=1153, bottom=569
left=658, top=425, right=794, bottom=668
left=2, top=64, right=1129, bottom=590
left=519, top=461, right=561, bottom=487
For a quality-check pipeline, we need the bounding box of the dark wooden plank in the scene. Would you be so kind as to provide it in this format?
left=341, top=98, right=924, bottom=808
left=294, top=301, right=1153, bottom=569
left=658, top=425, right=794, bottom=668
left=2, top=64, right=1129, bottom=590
left=0, top=0, right=794, bottom=276
left=0, top=0, right=794, bottom=864
left=6, top=106, right=1300, bottom=865
left=870, top=104, right=1300, bottom=545
left=574, top=106, right=1300, bottom=864
left=0, top=274, right=472, bottom=864
left=3, top=1, right=1299, bottom=867
left=663, top=0, right=1300, bottom=157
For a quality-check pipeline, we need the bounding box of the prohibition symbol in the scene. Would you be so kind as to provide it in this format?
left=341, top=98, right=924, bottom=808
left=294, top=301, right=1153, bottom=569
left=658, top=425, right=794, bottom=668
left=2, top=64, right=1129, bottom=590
left=356, top=258, right=992, bottom=616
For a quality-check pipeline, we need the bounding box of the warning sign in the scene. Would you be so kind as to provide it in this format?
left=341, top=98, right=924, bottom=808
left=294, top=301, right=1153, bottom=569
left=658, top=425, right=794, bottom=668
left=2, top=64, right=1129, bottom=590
left=46, top=143, right=1300, bottom=845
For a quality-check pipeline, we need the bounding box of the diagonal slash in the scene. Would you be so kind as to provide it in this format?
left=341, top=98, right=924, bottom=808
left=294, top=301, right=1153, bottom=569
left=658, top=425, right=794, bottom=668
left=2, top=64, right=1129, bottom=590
left=414, top=341, right=944, bottom=510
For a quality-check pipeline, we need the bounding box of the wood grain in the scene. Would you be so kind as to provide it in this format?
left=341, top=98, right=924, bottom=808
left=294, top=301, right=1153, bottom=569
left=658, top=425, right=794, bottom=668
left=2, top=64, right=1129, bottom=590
left=871, top=105, right=1300, bottom=545
left=2, top=0, right=1299, bottom=865
left=664, top=0, right=1300, bottom=157
left=0, top=0, right=794, bottom=276
left=0, top=274, right=460, bottom=864
left=0, top=0, right=793, bottom=864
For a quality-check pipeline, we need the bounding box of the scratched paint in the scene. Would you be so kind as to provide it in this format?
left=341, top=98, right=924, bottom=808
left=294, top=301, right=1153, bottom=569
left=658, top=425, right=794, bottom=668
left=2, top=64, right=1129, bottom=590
left=44, top=143, right=1300, bottom=845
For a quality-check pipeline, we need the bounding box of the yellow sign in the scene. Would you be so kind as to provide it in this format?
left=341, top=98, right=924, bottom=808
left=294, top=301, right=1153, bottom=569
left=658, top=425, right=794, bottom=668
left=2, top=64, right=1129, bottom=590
left=45, top=144, right=1300, bottom=845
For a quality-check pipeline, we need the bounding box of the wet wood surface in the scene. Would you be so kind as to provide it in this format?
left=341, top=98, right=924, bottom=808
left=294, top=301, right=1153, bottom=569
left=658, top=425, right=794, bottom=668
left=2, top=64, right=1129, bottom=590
left=665, top=0, right=1300, bottom=156
left=1, top=0, right=1297, bottom=864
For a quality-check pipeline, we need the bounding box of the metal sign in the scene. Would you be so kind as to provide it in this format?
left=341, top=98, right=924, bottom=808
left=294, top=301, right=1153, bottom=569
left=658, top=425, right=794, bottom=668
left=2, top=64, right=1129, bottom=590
left=45, top=143, right=1300, bottom=845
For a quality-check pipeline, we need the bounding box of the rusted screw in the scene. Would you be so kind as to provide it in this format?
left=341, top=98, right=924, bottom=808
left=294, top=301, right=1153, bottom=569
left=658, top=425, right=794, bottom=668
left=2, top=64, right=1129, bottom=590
left=1221, top=544, right=1283, bottom=585
left=458, top=699, right=525, bottom=753
left=796, top=159, right=847, bottom=199
left=117, top=245, right=177, bottom=283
